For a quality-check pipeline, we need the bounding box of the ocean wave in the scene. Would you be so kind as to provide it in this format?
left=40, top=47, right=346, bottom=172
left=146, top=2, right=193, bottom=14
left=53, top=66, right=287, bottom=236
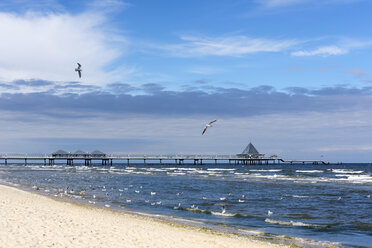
left=332, top=169, right=364, bottom=174
left=333, top=174, right=372, bottom=184
left=166, top=172, right=187, bottom=176
left=295, top=170, right=324, bottom=173
left=249, top=169, right=282, bottom=172
left=210, top=211, right=237, bottom=217
left=75, top=166, right=92, bottom=171
left=173, top=168, right=198, bottom=171
left=265, top=218, right=328, bottom=229
left=174, top=206, right=245, bottom=218
left=282, top=194, right=312, bottom=198
left=146, top=168, right=167, bottom=172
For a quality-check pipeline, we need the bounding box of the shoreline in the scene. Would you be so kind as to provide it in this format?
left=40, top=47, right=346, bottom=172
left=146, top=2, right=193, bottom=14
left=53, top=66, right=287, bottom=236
left=0, top=184, right=293, bottom=248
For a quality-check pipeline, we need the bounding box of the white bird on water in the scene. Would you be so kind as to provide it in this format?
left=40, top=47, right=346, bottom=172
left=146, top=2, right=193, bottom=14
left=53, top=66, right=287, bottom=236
left=75, top=63, right=82, bottom=78
left=202, top=120, right=217, bottom=135
left=221, top=206, right=226, bottom=214
left=268, top=210, right=273, bottom=216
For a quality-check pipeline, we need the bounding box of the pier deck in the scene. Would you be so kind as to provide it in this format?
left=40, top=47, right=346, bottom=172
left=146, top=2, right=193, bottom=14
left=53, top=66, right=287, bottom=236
left=0, top=154, right=328, bottom=165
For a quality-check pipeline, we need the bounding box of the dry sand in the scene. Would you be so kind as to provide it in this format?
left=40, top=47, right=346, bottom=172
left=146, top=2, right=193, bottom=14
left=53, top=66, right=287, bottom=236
left=0, top=184, right=288, bottom=248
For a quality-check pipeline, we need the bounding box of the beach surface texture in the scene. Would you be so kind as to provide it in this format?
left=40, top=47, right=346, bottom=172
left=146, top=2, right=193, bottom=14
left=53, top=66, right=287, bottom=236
left=0, top=185, right=286, bottom=248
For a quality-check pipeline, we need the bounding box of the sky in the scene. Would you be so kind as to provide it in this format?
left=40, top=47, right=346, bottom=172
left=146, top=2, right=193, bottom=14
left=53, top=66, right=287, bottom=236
left=1, top=0, right=372, bottom=162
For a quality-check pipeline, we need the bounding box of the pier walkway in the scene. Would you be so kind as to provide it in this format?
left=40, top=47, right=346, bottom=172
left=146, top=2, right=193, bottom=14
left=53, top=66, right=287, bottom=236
left=0, top=153, right=328, bottom=166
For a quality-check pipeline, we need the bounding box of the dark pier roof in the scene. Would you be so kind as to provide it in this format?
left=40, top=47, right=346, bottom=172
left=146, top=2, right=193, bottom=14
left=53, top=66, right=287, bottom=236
left=52, top=150, right=106, bottom=158
left=236, top=142, right=264, bottom=158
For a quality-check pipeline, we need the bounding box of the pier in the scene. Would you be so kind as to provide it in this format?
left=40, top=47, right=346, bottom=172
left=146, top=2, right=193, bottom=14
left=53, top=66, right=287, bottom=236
left=0, top=154, right=328, bottom=166
left=0, top=143, right=330, bottom=166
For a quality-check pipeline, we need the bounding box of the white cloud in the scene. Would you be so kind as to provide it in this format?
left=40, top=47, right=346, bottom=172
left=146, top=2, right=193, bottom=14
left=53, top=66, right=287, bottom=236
left=291, top=45, right=348, bottom=57
left=0, top=10, right=128, bottom=86
left=163, top=35, right=297, bottom=57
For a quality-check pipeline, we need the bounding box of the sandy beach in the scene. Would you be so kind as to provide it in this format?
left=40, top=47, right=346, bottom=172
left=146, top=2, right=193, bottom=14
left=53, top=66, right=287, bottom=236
left=0, top=184, right=287, bottom=248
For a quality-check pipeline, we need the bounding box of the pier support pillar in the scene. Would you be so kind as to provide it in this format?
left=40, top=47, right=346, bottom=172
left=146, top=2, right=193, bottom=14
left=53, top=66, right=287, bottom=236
left=5, top=159, right=7, bottom=165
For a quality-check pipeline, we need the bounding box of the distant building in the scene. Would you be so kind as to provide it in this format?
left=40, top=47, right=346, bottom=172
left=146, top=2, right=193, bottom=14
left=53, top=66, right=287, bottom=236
left=72, top=150, right=89, bottom=158
left=52, top=150, right=106, bottom=158
left=236, top=142, right=264, bottom=158
left=91, top=150, right=106, bottom=158
left=52, top=149, right=70, bottom=158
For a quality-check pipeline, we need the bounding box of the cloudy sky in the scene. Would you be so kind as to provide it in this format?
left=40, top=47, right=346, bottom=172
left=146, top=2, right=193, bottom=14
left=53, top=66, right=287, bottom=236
left=1, top=0, right=372, bottom=162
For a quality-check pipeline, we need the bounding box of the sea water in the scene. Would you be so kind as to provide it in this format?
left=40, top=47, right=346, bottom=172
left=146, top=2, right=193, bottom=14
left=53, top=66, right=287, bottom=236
left=0, top=162, right=371, bottom=247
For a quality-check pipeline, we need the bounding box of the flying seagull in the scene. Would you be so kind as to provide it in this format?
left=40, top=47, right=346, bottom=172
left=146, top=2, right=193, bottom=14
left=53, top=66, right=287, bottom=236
left=202, top=120, right=217, bottom=135
left=75, top=63, right=82, bottom=78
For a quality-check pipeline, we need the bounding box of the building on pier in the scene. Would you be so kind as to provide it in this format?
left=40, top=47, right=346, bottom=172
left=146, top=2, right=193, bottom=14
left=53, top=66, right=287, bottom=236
left=91, top=150, right=106, bottom=158
left=52, top=150, right=106, bottom=158
left=72, top=150, right=89, bottom=158
left=236, top=142, right=264, bottom=159
left=52, top=149, right=70, bottom=158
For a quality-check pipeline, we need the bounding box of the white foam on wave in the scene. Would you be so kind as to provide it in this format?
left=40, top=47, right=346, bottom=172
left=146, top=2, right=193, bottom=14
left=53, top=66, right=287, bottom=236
left=28, top=166, right=65, bottom=171
left=133, top=171, right=152, bottom=175
left=174, top=168, right=198, bottom=171
left=207, top=168, right=236, bottom=171
left=296, top=170, right=324, bottom=173
left=332, top=169, right=364, bottom=174
left=211, top=211, right=236, bottom=217
left=195, top=170, right=211, bottom=174
left=340, top=174, right=372, bottom=184
left=249, top=169, right=282, bottom=172
left=166, top=172, right=186, bottom=176
left=282, top=194, right=312, bottom=198
left=265, top=218, right=326, bottom=228
left=145, top=168, right=167, bottom=172
left=251, top=174, right=289, bottom=180
left=75, top=166, right=91, bottom=171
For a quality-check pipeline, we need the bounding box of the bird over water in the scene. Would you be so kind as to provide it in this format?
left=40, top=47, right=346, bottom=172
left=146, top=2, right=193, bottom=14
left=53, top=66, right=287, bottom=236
left=202, top=120, right=217, bottom=135
left=75, top=63, right=82, bottom=78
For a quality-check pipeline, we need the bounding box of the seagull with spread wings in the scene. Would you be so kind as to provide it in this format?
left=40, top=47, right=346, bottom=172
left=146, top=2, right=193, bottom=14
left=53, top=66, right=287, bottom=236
left=202, top=120, right=217, bottom=135
left=75, top=63, right=82, bottom=78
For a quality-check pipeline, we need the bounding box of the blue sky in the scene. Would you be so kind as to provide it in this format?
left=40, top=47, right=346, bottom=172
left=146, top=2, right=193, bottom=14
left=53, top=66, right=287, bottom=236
left=1, top=0, right=372, bottom=162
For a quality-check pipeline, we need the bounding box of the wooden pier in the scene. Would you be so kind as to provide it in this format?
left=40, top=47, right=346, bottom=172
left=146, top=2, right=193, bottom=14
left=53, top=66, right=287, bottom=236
left=0, top=154, right=328, bottom=166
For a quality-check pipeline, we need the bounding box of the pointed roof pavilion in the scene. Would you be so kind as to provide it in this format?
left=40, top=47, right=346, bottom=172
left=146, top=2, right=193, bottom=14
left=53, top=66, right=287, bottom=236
left=242, top=142, right=259, bottom=155
left=237, top=142, right=264, bottom=158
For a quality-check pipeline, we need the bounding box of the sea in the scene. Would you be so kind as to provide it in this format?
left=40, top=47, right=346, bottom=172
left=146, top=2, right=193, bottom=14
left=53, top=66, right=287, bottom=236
left=0, top=161, right=371, bottom=248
